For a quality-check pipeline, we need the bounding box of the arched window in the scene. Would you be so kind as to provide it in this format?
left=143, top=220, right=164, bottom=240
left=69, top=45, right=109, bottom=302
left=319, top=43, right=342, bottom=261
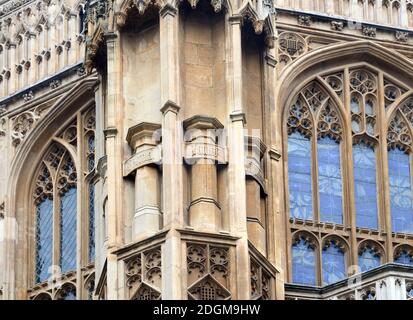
left=394, top=246, right=413, bottom=266
left=350, top=69, right=379, bottom=230
left=287, top=82, right=344, bottom=224
left=322, top=239, right=346, bottom=285
left=292, top=235, right=317, bottom=285
left=387, top=102, right=413, bottom=234
left=32, top=107, right=96, bottom=296
left=358, top=243, right=381, bottom=272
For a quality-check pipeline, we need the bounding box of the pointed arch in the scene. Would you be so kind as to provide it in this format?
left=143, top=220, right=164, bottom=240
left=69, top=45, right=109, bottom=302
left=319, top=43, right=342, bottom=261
left=3, top=78, right=98, bottom=299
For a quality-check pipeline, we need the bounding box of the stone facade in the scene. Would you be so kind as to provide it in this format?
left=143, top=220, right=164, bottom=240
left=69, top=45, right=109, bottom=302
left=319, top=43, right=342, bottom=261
left=0, top=0, right=412, bottom=300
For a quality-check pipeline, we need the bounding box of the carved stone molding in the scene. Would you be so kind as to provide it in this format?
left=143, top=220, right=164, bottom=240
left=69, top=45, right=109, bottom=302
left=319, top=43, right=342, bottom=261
left=0, top=201, right=4, bottom=219
left=187, top=242, right=231, bottom=300
left=331, top=21, right=344, bottom=31
left=362, top=26, right=376, bottom=38
left=11, top=106, right=43, bottom=146
left=298, top=15, right=311, bottom=27
left=124, top=122, right=162, bottom=176
left=125, top=246, right=162, bottom=300
left=395, top=31, right=408, bottom=43
left=183, top=115, right=226, bottom=164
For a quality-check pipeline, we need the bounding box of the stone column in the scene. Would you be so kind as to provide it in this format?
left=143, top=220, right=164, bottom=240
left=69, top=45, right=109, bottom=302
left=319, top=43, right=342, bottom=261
left=125, top=123, right=162, bottom=241
left=159, top=4, right=183, bottom=300
left=245, top=136, right=267, bottom=255
left=227, top=15, right=250, bottom=299
left=183, top=115, right=225, bottom=232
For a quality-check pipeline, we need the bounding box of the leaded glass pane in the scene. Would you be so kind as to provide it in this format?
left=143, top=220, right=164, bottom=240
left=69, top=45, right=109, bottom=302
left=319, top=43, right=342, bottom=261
left=318, top=137, right=343, bottom=224
left=388, top=148, right=413, bottom=234
left=322, top=241, right=346, bottom=285
left=353, top=143, right=379, bottom=229
left=288, top=132, right=313, bottom=220
left=60, top=187, right=77, bottom=273
left=35, top=199, right=53, bottom=284
left=359, top=248, right=381, bottom=272
left=292, top=238, right=316, bottom=285
left=89, top=183, right=95, bottom=263
left=395, top=251, right=413, bottom=265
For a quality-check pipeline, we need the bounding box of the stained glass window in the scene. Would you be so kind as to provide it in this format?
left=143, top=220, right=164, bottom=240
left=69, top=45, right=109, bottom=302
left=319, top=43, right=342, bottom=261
left=292, top=237, right=316, bottom=285
left=89, top=183, right=95, bottom=263
left=353, top=143, right=379, bottom=229
left=359, top=247, right=381, bottom=272
left=60, top=187, right=77, bottom=273
left=388, top=148, right=413, bottom=234
left=288, top=132, right=313, bottom=220
left=322, top=241, right=346, bottom=285
left=35, top=199, right=53, bottom=284
left=318, top=137, right=343, bottom=224
left=395, top=250, right=413, bottom=265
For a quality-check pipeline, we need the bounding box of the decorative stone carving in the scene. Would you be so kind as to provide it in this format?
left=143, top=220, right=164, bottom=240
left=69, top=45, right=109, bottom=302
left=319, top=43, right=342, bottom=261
left=49, top=79, right=61, bottom=90
left=125, top=246, right=162, bottom=300
left=387, top=111, right=412, bottom=151
left=23, top=90, right=34, bottom=102
left=298, top=15, right=311, bottom=26
left=395, top=31, right=408, bottom=43
left=11, top=108, right=42, bottom=146
left=278, top=32, right=307, bottom=63
left=384, top=81, right=403, bottom=108
left=331, top=21, right=344, bottom=31
left=187, top=243, right=231, bottom=300
left=360, top=286, right=376, bottom=300
left=0, top=117, right=6, bottom=137
left=317, top=102, right=343, bottom=141
left=250, top=257, right=273, bottom=300
left=362, top=26, right=376, bottom=38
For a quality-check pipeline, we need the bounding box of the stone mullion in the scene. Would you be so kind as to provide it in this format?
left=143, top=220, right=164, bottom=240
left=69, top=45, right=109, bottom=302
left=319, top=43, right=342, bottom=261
left=227, top=15, right=250, bottom=299
left=377, top=71, right=393, bottom=263
left=312, top=121, right=321, bottom=223
left=343, top=67, right=359, bottom=269
left=159, top=4, right=183, bottom=300
left=76, top=111, right=84, bottom=300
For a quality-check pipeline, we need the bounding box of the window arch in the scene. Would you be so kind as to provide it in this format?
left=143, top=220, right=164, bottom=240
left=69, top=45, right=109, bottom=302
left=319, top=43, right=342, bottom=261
left=350, top=69, right=380, bottom=230
left=284, top=63, right=413, bottom=288
left=394, top=245, right=413, bottom=265
left=387, top=99, right=413, bottom=234
left=358, top=241, right=383, bottom=272
left=287, top=81, right=344, bottom=224
left=291, top=233, right=318, bottom=285
left=31, top=106, right=96, bottom=300
left=322, top=238, right=347, bottom=285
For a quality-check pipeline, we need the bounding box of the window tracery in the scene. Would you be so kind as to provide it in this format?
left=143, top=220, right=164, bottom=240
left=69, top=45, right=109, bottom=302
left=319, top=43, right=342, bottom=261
left=31, top=105, right=96, bottom=299
left=287, top=81, right=344, bottom=224
left=291, top=233, right=317, bottom=285
left=285, top=67, right=413, bottom=287
left=394, top=245, right=413, bottom=265
left=358, top=241, right=383, bottom=272
left=322, top=238, right=347, bottom=285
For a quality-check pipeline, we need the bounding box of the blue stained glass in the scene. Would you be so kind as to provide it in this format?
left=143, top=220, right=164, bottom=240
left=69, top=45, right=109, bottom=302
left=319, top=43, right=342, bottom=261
left=88, top=183, right=95, bottom=263
left=388, top=148, right=413, bottom=234
left=395, top=251, right=413, bottom=266
left=353, top=143, right=378, bottom=229
left=359, top=247, right=381, bottom=272
left=288, top=132, right=313, bottom=220
left=60, top=187, right=77, bottom=273
left=292, top=238, right=316, bottom=285
left=318, top=137, right=343, bottom=224
left=322, top=241, right=346, bottom=285
left=35, top=199, right=53, bottom=284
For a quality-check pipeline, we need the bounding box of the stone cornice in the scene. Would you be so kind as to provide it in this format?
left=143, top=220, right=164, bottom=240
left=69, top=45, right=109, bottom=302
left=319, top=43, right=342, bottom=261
left=183, top=115, right=224, bottom=130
